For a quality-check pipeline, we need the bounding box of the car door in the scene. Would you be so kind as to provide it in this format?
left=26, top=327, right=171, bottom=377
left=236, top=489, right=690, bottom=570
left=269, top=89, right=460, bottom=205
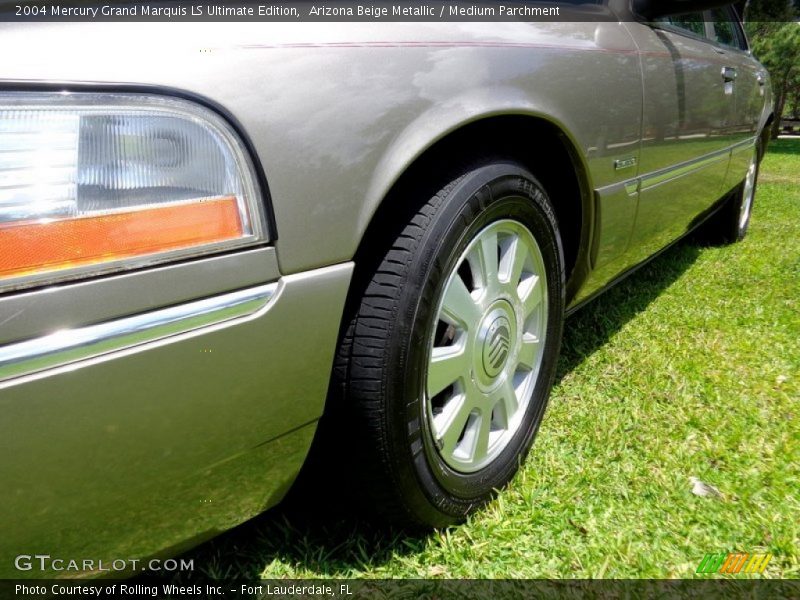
left=623, top=12, right=735, bottom=262
left=706, top=6, right=766, bottom=192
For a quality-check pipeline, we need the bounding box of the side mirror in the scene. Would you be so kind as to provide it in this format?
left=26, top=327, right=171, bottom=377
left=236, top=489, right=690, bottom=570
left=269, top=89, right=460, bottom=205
left=633, top=0, right=735, bottom=20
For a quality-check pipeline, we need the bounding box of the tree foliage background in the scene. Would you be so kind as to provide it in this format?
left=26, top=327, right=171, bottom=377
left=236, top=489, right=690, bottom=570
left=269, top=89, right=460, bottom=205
left=742, top=0, right=800, bottom=137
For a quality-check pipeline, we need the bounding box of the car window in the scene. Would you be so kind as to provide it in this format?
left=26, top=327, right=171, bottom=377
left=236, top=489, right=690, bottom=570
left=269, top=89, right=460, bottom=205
left=709, top=8, right=745, bottom=50
left=662, top=13, right=706, bottom=38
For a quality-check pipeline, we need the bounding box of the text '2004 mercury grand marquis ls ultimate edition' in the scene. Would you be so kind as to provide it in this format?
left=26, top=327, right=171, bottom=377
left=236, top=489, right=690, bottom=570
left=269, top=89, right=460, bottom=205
left=0, top=0, right=772, bottom=577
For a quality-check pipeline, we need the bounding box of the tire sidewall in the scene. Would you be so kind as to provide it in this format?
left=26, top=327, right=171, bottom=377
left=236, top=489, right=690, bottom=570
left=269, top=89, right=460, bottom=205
left=383, top=163, right=565, bottom=524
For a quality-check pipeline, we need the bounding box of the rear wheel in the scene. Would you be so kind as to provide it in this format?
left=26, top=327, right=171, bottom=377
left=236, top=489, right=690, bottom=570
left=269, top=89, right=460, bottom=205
left=701, top=143, right=760, bottom=245
left=736, top=148, right=759, bottom=237
left=334, top=161, right=565, bottom=527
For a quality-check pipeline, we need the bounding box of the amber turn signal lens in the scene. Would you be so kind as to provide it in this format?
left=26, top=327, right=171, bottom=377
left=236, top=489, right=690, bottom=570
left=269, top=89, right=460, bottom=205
left=0, top=92, right=266, bottom=292
left=0, top=196, right=243, bottom=281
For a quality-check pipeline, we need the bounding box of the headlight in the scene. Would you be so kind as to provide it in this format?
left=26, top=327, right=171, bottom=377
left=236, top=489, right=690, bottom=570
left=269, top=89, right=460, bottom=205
left=0, top=92, right=266, bottom=292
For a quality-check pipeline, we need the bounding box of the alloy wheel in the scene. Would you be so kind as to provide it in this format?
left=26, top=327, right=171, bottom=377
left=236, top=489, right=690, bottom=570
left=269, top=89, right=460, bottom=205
left=739, top=150, right=758, bottom=232
left=425, top=219, right=548, bottom=473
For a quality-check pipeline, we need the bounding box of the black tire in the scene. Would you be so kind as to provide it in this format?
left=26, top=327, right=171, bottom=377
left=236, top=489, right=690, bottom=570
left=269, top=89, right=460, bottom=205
left=700, top=141, right=761, bottom=245
left=331, top=161, right=565, bottom=528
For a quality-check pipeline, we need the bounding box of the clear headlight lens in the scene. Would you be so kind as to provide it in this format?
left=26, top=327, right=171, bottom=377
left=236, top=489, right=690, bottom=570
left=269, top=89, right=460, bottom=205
left=0, top=92, right=266, bottom=292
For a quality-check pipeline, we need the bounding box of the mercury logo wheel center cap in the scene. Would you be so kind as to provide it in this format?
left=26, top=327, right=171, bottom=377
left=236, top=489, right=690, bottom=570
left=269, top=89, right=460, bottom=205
left=474, top=301, right=517, bottom=386
left=482, top=316, right=512, bottom=377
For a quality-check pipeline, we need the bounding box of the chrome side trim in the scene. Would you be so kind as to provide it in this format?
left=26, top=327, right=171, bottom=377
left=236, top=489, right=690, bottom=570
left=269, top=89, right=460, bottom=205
left=0, top=283, right=278, bottom=383
left=730, top=136, right=758, bottom=153
left=619, top=137, right=757, bottom=195
left=639, top=148, right=731, bottom=192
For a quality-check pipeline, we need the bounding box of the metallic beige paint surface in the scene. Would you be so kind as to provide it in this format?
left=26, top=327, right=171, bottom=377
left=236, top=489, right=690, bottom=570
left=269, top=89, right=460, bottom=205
left=0, top=9, right=770, bottom=576
left=0, top=20, right=643, bottom=279
left=0, top=264, right=352, bottom=576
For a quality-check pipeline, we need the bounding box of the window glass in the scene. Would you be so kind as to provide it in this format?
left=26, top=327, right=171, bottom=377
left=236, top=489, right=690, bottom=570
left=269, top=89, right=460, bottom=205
left=710, top=8, right=743, bottom=49
left=662, top=13, right=706, bottom=37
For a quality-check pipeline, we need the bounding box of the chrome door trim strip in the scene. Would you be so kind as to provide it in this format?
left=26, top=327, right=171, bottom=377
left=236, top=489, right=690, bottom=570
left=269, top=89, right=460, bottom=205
left=611, top=138, right=756, bottom=198
left=730, top=136, right=759, bottom=153
left=0, top=283, right=278, bottom=383
left=639, top=148, right=732, bottom=192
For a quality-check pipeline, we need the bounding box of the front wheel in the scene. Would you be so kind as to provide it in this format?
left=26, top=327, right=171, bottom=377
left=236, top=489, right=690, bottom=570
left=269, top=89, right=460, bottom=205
left=337, top=161, right=565, bottom=528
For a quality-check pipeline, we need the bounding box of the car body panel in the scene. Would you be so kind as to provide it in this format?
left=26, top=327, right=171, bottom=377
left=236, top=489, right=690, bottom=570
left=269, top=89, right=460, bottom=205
left=0, top=247, right=280, bottom=347
left=622, top=18, right=746, bottom=268
left=0, top=8, right=770, bottom=577
left=577, top=5, right=771, bottom=299
left=0, top=19, right=643, bottom=286
left=0, top=263, right=352, bottom=577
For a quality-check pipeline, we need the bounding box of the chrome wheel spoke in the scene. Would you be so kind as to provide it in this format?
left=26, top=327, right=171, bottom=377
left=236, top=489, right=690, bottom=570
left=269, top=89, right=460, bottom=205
left=427, top=346, right=468, bottom=398
left=437, top=395, right=473, bottom=455
left=470, top=230, right=500, bottom=296
left=491, top=378, right=518, bottom=430
left=503, top=235, right=529, bottom=288
left=472, top=408, right=493, bottom=462
left=519, top=275, right=544, bottom=319
left=517, top=334, right=540, bottom=370
left=440, top=276, right=481, bottom=329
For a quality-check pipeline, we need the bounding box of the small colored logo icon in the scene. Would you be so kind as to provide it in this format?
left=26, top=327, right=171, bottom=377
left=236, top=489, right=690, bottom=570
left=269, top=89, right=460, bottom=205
left=696, top=553, right=772, bottom=575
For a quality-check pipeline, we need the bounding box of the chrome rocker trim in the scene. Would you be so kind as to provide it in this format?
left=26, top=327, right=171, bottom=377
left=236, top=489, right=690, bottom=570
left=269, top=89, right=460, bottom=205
left=0, top=283, right=278, bottom=384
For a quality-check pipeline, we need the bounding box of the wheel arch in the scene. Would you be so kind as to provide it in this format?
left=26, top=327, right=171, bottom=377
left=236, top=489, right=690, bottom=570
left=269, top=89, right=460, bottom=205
left=354, top=111, right=595, bottom=306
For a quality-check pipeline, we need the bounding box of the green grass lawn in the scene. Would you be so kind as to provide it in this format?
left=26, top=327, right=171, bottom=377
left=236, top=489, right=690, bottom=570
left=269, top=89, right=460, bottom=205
left=167, top=139, right=799, bottom=580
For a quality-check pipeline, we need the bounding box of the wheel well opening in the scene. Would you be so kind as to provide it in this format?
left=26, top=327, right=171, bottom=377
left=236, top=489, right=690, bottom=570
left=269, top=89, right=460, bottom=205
left=352, top=115, right=589, bottom=302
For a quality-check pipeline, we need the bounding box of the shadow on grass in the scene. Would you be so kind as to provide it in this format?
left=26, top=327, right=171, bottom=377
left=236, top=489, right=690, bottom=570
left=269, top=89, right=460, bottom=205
left=150, top=239, right=702, bottom=582
left=768, top=137, right=800, bottom=155
left=557, top=240, right=701, bottom=383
